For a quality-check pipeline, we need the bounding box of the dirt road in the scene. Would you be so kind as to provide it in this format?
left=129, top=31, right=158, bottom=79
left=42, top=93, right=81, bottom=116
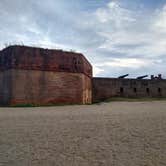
left=0, top=101, right=166, bottom=166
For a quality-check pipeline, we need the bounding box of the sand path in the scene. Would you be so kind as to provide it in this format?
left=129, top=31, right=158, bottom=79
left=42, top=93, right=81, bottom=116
left=0, top=101, right=166, bottom=166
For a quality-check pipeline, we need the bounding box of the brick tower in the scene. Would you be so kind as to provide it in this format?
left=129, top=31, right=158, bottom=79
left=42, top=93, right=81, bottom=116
left=0, top=45, right=92, bottom=106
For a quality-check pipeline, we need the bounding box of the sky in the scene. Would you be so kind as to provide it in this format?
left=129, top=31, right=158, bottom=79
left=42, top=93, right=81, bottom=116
left=1, top=0, right=166, bottom=78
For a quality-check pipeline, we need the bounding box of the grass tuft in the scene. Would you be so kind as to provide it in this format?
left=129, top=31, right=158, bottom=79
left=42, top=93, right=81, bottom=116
left=104, top=97, right=166, bottom=102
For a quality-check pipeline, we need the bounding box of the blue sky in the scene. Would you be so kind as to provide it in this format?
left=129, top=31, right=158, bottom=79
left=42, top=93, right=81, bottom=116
left=1, top=0, right=166, bottom=78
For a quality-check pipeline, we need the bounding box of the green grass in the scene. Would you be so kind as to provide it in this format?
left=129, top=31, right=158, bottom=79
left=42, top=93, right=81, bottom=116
left=104, top=97, right=166, bottom=102
left=1, top=101, right=92, bottom=107
left=1, top=98, right=166, bottom=107
left=10, top=100, right=96, bottom=107
left=11, top=103, right=81, bottom=107
left=12, top=103, right=36, bottom=107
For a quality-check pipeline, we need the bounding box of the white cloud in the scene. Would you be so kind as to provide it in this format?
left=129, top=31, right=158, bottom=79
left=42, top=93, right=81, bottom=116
left=96, top=58, right=154, bottom=69
left=93, top=1, right=166, bottom=58
left=153, top=5, right=166, bottom=33
left=93, top=66, right=105, bottom=76
left=1, top=0, right=166, bottom=77
left=81, top=1, right=166, bottom=76
left=96, top=1, right=135, bottom=26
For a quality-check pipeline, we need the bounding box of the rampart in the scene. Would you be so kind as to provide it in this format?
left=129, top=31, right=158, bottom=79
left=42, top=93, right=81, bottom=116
left=1, top=45, right=166, bottom=106
left=0, top=46, right=92, bottom=105
left=92, top=77, right=166, bottom=102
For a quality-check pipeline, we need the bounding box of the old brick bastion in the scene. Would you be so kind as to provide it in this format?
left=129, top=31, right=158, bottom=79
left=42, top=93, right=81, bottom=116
left=0, top=45, right=166, bottom=106
left=0, top=45, right=92, bottom=105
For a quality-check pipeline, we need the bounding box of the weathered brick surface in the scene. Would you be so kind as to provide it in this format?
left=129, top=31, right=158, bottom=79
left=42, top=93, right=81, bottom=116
left=82, top=74, right=92, bottom=104
left=0, top=46, right=92, bottom=105
left=10, top=70, right=91, bottom=105
left=0, top=70, right=12, bottom=105
left=93, top=78, right=166, bottom=102
left=0, top=45, right=92, bottom=77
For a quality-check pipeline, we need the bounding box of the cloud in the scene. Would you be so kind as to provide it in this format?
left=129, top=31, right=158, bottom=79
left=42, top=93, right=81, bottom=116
left=93, top=66, right=105, bottom=76
left=96, top=1, right=136, bottom=26
left=87, top=1, right=166, bottom=76
left=153, top=5, right=166, bottom=32
left=0, top=0, right=166, bottom=77
left=96, top=58, right=154, bottom=69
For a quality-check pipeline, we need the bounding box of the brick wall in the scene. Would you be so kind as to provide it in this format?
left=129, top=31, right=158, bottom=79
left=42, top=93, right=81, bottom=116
left=93, top=78, right=166, bottom=102
left=0, top=69, right=91, bottom=106
left=0, top=70, right=12, bottom=105
left=82, top=74, right=92, bottom=104
left=0, top=46, right=92, bottom=106
left=0, top=45, right=92, bottom=77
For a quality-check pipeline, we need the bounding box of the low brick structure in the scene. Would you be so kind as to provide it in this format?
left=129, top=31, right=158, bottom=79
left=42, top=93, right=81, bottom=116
left=92, top=77, right=166, bottom=102
left=0, top=46, right=92, bottom=105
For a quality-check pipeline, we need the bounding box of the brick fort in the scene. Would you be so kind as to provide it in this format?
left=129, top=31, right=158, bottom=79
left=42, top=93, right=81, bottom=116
left=0, top=45, right=166, bottom=106
left=0, top=45, right=92, bottom=105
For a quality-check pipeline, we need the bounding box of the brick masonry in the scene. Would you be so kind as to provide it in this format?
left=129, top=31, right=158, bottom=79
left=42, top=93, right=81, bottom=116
left=1, top=45, right=166, bottom=105
left=0, top=45, right=92, bottom=77
left=0, top=46, right=92, bottom=105
left=92, top=77, right=166, bottom=102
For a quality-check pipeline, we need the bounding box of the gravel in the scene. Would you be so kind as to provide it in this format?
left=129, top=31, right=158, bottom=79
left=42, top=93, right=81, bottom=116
left=0, top=101, right=166, bottom=166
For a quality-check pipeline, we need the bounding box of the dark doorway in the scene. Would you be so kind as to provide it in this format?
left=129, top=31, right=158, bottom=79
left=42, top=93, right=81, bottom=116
left=146, top=88, right=150, bottom=94
left=120, top=87, right=124, bottom=94
left=158, top=88, right=162, bottom=96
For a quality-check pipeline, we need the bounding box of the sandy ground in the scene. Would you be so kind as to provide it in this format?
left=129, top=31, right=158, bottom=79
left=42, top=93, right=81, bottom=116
left=0, top=101, right=166, bottom=166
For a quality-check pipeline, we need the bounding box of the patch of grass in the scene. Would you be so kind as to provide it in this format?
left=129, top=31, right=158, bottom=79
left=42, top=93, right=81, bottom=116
left=10, top=102, right=83, bottom=107
left=0, top=101, right=93, bottom=107
left=12, top=103, right=39, bottom=107
left=104, top=97, right=166, bottom=102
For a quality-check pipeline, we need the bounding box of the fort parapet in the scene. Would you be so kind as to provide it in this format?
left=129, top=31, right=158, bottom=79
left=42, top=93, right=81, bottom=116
left=0, top=46, right=92, bottom=105
left=1, top=45, right=166, bottom=106
left=92, top=77, right=166, bottom=102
